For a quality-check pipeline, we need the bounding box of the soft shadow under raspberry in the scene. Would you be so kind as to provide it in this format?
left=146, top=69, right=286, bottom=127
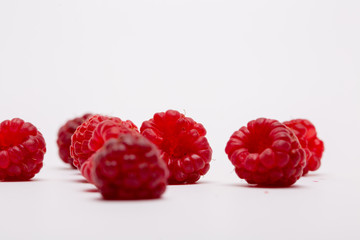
left=224, top=183, right=307, bottom=189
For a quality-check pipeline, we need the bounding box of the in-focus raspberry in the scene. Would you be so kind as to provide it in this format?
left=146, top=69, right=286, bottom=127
left=140, top=110, right=212, bottom=184
left=57, top=113, right=92, bottom=168
left=92, top=133, right=169, bottom=200
left=225, top=118, right=306, bottom=187
left=284, top=119, right=324, bottom=175
left=0, top=118, right=46, bottom=181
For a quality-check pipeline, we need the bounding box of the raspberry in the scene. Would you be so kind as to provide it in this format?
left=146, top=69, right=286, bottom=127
left=283, top=119, right=324, bottom=175
left=91, top=134, right=169, bottom=200
left=0, top=118, right=46, bottom=181
left=80, top=120, right=139, bottom=183
left=70, top=115, right=137, bottom=169
left=140, top=110, right=212, bottom=184
left=57, top=113, right=92, bottom=168
left=225, top=118, right=306, bottom=186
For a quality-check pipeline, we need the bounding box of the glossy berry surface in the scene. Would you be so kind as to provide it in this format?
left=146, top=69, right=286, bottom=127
left=225, top=118, right=306, bottom=187
left=92, top=134, right=169, bottom=200
left=70, top=115, right=137, bottom=169
left=284, top=119, right=324, bottom=175
left=140, top=110, right=212, bottom=184
left=81, top=119, right=139, bottom=183
left=0, top=118, right=46, bottom=181
left=57, top=113, right=92, bottom=168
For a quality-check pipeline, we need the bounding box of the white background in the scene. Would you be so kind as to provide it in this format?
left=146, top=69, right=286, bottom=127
left=0, top=0, right=359, bottom=239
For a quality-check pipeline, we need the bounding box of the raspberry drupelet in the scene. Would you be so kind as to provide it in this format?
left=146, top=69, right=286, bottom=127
left=140, top=110, right=212, bottom=184
left=57, top=113, right=92, bottom=168
left=0, top=118, right=46, bottom=181
left=225, top=118, right=306, bottom=187
left=70, top=114, right=138, bottom=169
left=284, top=119, right=324, bottom=175
left=91, top=133, right=169, bottom=200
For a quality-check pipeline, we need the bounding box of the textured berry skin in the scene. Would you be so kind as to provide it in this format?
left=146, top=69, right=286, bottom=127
left=225, top=118, right=306, bottom=187
left=0, top=118, right=46, bottom=181
left=140, top=110, right=212, bottom=184
left=284, top=119, right=324, bottom=175
left=57, top=114, right=92, bottom=168
left=92, top=134, right=169, bottom=200
left=70, top=115, right=138, bottom=169
left=80, top=120, right=139, bottom=183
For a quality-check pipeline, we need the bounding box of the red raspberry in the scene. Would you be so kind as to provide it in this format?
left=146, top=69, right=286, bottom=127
left=225, top=118, right=306, bottom=187
left=80, top=120, right=139, bottom=183
left=140, top=110, right=212, bottom=184
left=70, top=115, right=137, bottom=169
left=91, top=133, right=169, bottom=200
left=283, top=119, right=324, bottom=175
left=57, top=113, right=92, bottom=168
left=0, top=118, right=46, bottom=181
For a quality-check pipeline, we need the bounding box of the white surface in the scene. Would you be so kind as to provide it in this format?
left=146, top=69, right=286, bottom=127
left=0, top=0, right=360, bottom=239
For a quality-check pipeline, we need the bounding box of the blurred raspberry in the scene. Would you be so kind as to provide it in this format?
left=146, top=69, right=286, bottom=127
left=284, top=119, right=324, bottom=175
left=92, top=134, right=169, bottom=200
left=0, top=118, right=46, bottom=181
left=57, top=113, right=92, bottom=168
left=140, top=110, right=212, bottom=184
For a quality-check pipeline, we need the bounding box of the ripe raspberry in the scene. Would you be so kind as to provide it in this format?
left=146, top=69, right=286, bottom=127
left=80, top=120, right=139, bottom=183
left=225, top=118, right=306, bottom=187
left=283, top=119, right=324, bottom=175
left=70, top=115, right=138, bottom=169
left=57, top=113, right=92, bottom=168
left=92, top=134, right=169, bottom=200
left=0, top=118, right=46, bottom=181
left=140, top=110, right=212, bottom=184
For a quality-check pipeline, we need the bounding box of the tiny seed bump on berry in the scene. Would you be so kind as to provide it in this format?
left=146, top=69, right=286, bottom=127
left=272, top=132, right=292, bottom=142
left=272, top=140, right=291, bottom=152
left=275, top=151, right=290, bottom=168
left=181, top=157, right=195, bottom=174
left=244, top=154, right=258, bottom=171
left=225, top=139, right=245, bottom=156
left=198, top=163, right=210, bottom=175
left=230, top=148, right=248, bottom=167
left=194, top=123, right=206, bottom=136
left=269, top=170, right=284, bottom=183
left=259, top=148, right=276, bottom=168
left=232, top=131, right=248, bottom=141
left=269, top=127, right=287, bottom=139
left=165, top=110, right=181, bottom=122
left=22, top=137, right=38, bottom=153
left=174, top=170, right=186, bottom=182
left=191, top=154, right=205, bottom=170
left=153, top=112, right=165, bottom=125
left=6, top=164, right=21, bottom=176
left=0, top=151, right=10, bottom=169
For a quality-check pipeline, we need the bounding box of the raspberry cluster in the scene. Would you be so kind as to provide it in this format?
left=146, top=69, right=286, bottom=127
left=57, top=110, right=213, bottom=199
left=55, top=111, right=324, bottom=199
left=226, top=118, right=324, bottom=186
left=68, top=114, right=167, bottom=199
left=0, top=118, right=46, bottom=181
